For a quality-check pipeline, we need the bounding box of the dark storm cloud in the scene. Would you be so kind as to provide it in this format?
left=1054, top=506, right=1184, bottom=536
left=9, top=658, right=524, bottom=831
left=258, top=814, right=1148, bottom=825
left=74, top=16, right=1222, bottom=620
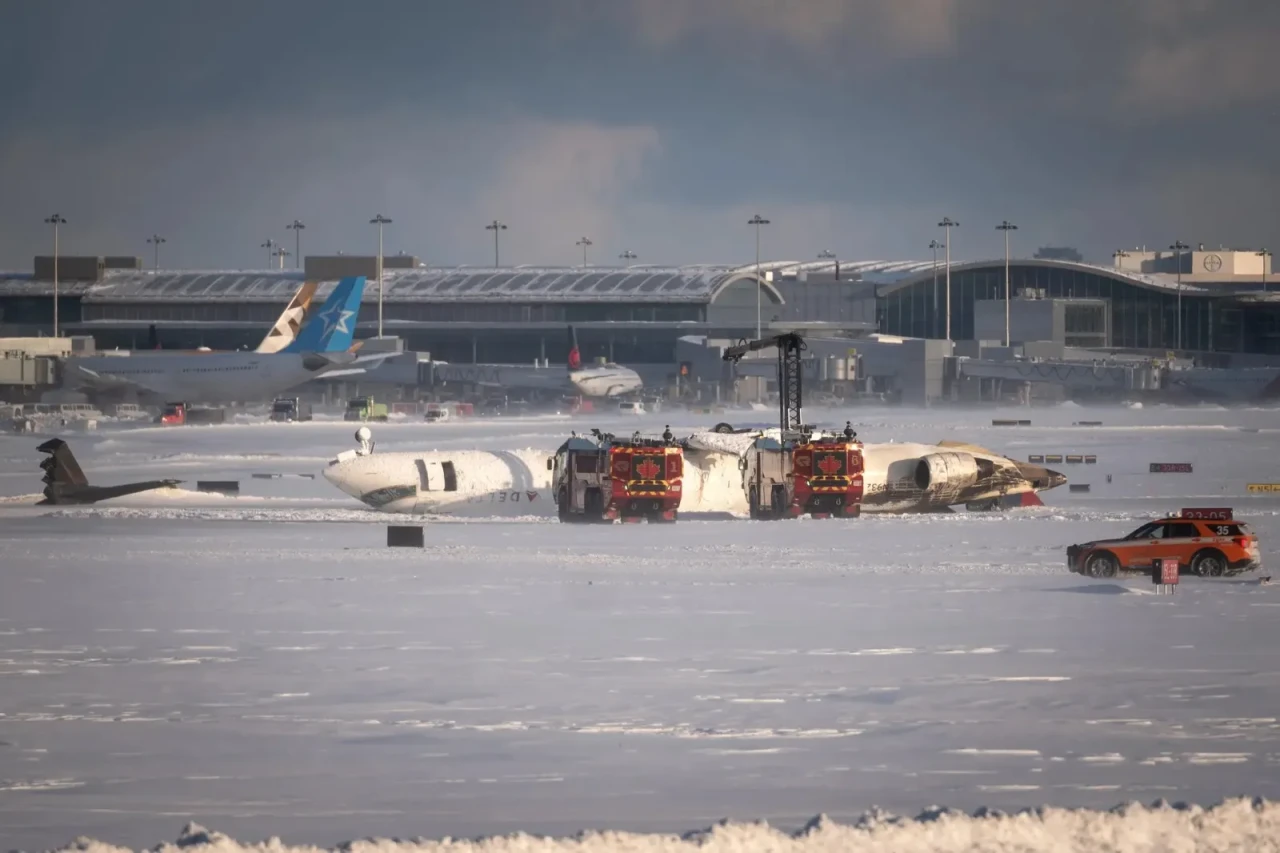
left=1, top=0, right=1277, bottom=270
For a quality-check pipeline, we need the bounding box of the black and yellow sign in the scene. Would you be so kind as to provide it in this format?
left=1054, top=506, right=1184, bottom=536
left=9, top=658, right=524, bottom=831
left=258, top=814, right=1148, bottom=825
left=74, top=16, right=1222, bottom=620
left=1248, top=483, right=1280, bottom=493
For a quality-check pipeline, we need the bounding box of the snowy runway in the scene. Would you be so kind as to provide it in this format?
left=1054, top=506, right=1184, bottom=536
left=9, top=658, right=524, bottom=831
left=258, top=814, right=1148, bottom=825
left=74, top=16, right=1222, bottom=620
left=2, top=405, right=1279, bottom=851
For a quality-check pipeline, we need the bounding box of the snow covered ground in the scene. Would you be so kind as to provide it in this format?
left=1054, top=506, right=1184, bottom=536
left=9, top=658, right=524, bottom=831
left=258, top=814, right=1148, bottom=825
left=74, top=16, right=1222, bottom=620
left=2, top=403, right=1280, bottom=852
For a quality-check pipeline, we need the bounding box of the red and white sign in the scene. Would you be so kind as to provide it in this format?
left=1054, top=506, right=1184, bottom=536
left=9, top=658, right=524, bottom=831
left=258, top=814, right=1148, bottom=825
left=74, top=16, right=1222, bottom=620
left=1181, top=507, right=1232, bottom=520
left=1160, top=558, right=1180, bottom=585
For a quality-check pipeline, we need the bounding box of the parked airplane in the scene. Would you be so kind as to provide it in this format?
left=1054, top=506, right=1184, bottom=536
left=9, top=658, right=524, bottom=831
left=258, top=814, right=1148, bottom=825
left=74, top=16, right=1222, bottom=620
left=65, top=277, right=390, bottom=403
left=37, top=438, right=180, bottom=504
left=428, top=326, right=644, bottom=399
left=321, top=426, right=1065, bottom=517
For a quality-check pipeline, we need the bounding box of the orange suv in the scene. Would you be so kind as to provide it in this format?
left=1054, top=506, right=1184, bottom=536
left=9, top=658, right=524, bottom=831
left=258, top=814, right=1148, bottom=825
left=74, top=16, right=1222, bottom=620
left=1067, top=508, right=1262, bottom=578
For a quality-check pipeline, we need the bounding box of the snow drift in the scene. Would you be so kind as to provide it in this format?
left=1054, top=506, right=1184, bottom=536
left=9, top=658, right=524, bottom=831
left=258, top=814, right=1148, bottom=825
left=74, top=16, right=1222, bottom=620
left=48, top=798, right=1280, bottom=853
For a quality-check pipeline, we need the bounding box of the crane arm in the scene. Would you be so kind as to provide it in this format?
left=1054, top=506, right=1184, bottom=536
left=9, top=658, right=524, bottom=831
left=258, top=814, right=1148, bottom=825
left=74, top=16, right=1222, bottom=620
left=720, top=332, right=806, bottom=433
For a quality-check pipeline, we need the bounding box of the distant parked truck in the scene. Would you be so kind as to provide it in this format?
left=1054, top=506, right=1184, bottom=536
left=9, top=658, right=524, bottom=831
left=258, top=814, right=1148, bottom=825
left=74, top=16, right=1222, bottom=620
left=158, top=401, right=226, bottom=426
left=344, top=396, right=389, bottom=422
left=270, top=397, right=313, bottom=422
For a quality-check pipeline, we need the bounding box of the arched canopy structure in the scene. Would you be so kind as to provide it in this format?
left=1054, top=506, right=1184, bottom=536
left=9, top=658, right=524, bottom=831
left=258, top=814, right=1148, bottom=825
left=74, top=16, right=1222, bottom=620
left=877, top=258, right=1219, bottom=351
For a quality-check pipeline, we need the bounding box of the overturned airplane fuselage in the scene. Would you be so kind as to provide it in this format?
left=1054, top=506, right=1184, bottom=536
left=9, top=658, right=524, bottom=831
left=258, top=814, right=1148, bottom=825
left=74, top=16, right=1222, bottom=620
left=322, top=428, right=1065, bottom=517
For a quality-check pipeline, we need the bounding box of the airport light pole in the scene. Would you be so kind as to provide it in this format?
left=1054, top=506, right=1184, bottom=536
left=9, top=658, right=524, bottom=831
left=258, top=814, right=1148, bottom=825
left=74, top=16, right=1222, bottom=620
left=1170, top=240, right=1189, bottom=351
left=817, top=249, right=836, bottom=259
left=45, top=214, right=66, bottom=338
left=996, top=220, right=1018, bottom=347
left=619, top=250, right=637, bottom=263
left=370, top=214, right=392, bottom=338
left=1259, top=248, right=1272, bottom=293
left=261, top=239, right=276, bottom=268
left=486, top=220, right=507, bottom=267
left=938, top=217, right=958, bottom=343
left=576, top=237, right=593, bottom=267
left=1112, top=248, right=1130, bottom=268
left=929, top=240, right=945, bottom=339
left=274, top=248, right=291, bottom=269
left=287, top=220, right=305, bottom=269
left=147, top=234, right=166, bottom=270
left=748, top=214, right=770, bottom=339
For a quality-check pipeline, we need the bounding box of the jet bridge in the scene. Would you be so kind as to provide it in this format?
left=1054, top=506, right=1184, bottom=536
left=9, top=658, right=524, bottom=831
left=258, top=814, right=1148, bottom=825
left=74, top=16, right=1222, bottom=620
left=956, top=357, right=1163, bottom=393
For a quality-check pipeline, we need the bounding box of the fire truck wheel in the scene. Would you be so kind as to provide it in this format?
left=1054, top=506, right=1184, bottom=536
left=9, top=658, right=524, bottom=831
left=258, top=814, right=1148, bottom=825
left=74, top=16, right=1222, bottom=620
left=1191, top=550, right=1226, bottom=578
left=769, top=485, right=788, bottom=519
left=557, top=490, right=571, bottom=522
left=648, top=511, right=677, bottom=524
left=748, top=485, right=761, bottom=520
left=1085, top=551, right=1118, bottom=578
left=713, top=422, right=735, bottom=434
left=584, top=489, right=606, bottom=523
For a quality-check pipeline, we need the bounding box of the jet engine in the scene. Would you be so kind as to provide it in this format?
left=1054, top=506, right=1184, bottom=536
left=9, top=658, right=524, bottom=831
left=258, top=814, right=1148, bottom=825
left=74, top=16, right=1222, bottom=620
left=914, top=452, right=981, bottom=492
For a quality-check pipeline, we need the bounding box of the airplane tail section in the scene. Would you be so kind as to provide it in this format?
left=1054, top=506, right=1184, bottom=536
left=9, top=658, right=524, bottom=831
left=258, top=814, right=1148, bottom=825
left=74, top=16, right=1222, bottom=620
left=567, top=325, right=582, bottom=371
left=256, top=281, right=319, bottom=353
left=284, top=276, right=365, bottom=354
left=37, top=438, right=181, bottom=505
left=37, top=438, right=89, bottom=504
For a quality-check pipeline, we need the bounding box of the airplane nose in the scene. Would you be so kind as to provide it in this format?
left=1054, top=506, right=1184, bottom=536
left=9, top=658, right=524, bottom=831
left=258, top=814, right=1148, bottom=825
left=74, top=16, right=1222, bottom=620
left=1047, top=469, right=1067, bottom=489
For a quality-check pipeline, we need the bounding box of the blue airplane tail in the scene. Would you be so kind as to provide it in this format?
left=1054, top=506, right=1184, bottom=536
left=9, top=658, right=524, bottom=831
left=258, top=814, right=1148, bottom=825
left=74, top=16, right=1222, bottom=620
left=284, top=276, right=365, bottom=353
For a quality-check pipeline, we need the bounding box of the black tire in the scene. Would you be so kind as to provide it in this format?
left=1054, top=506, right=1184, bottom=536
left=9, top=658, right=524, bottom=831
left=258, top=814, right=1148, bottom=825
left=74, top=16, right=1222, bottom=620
left=1085, top=551, right=1118, bottom=578
left=713, top=422, right=735, bottom=434
left=748, top=485, right=761, bottom=520
left=557, top=489, right=571, bottom=522
left=1191, top=549, right=1226, bottom=578
left=770, top=484, right=788, bottom=519
left=584, top=489, right=607, bottom=523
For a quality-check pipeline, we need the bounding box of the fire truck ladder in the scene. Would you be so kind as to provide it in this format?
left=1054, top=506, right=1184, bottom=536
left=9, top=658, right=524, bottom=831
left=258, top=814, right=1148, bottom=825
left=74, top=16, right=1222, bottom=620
left=722, top=332, right=806, bottom=435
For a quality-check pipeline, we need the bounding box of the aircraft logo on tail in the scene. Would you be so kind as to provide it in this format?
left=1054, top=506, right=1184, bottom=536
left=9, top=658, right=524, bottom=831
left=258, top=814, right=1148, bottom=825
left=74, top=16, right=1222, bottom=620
left=285, top=276, right=366, bottom=354
left=567, top=325, right=582, bottom=371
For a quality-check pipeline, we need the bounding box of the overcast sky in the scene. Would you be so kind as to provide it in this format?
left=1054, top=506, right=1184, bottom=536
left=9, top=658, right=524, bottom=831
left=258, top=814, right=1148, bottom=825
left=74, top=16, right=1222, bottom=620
left=1, top=0, right=1276, bottom=270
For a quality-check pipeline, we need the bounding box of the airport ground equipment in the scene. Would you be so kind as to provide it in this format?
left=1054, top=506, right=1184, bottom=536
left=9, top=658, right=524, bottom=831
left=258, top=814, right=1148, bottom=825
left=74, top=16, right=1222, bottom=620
left=344, top=396, right=389, bottom=422
left=37, top=438, right=181, bottom=504
left=721, top=333, right=865, bottom=519
left=550, top=426, right=683, bottom=523
left=158, top=402, right=226, bottom=426
left=270, top=397, right=313, bottom=422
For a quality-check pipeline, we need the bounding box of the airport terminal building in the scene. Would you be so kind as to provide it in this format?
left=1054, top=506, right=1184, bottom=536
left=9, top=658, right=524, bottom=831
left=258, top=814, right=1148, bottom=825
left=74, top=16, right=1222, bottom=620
left=1, top=248, right=1278, bottom=404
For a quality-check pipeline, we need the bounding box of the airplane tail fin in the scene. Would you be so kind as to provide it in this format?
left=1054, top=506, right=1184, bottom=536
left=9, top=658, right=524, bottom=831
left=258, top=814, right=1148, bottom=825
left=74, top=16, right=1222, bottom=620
left=256, top=281, right=319, bottom=353
left=37, top=438, right=88, bottom=504
left=284, top=276, right=365, bottom=353
left=567, top=325, right=582, bottom=371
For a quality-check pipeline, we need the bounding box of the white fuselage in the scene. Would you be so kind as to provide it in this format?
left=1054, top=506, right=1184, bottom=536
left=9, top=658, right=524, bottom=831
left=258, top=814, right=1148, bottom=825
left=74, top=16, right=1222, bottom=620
left=568, top=365, right=644, bottom=398
left=321, top=434, right=1056, bottom=517
left=66, top=351, right=355, bottom=404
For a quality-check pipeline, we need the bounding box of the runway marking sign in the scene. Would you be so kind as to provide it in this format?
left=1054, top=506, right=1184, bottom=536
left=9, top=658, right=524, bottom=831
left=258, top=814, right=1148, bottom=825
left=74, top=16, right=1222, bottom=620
left=1248, top=483, right=1280, bottom=493
left=1150, top=463, right=1193, bottom=473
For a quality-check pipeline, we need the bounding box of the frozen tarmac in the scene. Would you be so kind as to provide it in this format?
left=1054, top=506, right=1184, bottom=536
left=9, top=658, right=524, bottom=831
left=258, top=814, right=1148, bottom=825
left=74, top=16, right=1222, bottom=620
left=1, top=404, right=1279, bottom=851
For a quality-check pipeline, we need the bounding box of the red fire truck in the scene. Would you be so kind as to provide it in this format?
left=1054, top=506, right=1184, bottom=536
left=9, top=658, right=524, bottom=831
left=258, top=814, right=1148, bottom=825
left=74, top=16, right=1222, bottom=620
left=550, top=427, right=684, bottom=523
left=790, top=426, right=864, bottom=518
left=742, top=423, right=864, bottom=519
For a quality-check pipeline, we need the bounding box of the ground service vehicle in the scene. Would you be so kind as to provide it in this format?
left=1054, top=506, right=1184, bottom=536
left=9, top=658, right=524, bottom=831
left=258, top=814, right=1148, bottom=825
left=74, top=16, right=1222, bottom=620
left=1067, top=507, right=1262, bottom=578
left=722, top=333, right=866, bottom=520
left=740, top=423, right=865, bottom=519
left=158, top=402, right=226, bottom=426
left=270, top=397, right=313, bottom=422
left=550, top=427, right=683, bottom=523
left=344, top=396, right=389, bottom=422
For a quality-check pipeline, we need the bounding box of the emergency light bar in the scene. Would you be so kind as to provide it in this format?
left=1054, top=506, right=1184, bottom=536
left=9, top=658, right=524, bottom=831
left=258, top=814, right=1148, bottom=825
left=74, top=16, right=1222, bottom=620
left=1180, top=507, right=1233, bottom=520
